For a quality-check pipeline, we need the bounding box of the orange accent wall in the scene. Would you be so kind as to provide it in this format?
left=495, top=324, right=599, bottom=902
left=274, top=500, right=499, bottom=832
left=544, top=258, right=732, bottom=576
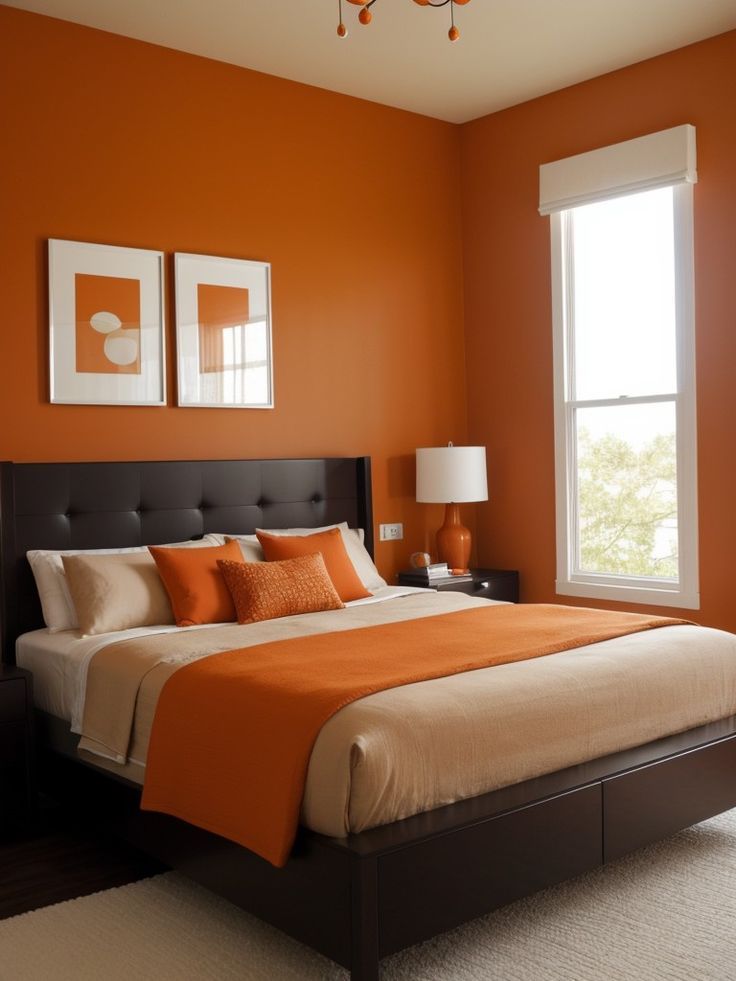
left=461, top=30, right=736, bottom=630
left=3, top=7, right=735, bottom=618
left=0, top=6, right=467, bottom=581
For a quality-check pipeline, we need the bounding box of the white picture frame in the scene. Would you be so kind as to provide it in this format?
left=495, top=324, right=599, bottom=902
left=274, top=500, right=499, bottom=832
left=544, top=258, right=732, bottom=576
left=49, top=239, right=166, bottom=406
left=174, top=253, right=274, bottom=409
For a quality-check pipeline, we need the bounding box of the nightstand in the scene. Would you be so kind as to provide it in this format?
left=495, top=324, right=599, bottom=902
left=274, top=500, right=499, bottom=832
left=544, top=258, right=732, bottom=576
left=0, top=665, right=35, bottom=828
left=398, top=568, right=519, bottom=603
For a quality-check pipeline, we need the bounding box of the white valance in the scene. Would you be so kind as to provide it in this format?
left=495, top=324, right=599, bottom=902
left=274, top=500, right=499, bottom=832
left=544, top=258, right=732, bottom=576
left=538, top=124, right=697, bottom=216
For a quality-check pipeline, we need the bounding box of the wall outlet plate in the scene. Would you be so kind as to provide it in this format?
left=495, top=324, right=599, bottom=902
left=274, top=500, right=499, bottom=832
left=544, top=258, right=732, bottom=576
left=379, top=523, right=404, bottom=541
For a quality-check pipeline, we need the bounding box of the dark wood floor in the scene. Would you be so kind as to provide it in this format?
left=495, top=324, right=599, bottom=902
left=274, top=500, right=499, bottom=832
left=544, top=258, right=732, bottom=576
left=0, top=805, right=167, bottom=920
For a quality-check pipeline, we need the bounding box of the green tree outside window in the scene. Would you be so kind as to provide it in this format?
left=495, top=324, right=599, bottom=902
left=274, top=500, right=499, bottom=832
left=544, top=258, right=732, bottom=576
left=577, top=428, right=678, bottom=579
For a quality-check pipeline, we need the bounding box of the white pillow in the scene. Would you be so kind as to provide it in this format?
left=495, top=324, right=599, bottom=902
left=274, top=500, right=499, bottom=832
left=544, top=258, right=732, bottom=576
left=211, top=534, right=263, bottom=564
left=201, top=533, right=227, bottom=546
left=256, top=522, right=386, bottom=591
left=27, top=539, right=215, bottom=633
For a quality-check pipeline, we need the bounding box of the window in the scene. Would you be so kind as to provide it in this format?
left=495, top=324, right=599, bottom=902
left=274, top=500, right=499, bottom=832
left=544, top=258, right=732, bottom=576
left=542, top=127, right=698, bottom=608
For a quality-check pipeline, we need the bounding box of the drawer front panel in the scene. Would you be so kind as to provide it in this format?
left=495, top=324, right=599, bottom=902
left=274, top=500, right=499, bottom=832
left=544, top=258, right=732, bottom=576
left=0, top=680, right=26, bottom=723
left=378, top=783, right=601, bottom=957
left=438, top=575, right=519, bottom=602
left=603, top=734, right=736, bottom=862
left=0, top=723, right=26, bottom=767
left=472, top=574, right=519, bottom=602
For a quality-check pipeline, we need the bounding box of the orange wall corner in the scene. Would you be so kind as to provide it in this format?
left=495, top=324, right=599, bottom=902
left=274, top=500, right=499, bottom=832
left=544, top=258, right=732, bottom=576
left=459, top=29, right=736, bottom=630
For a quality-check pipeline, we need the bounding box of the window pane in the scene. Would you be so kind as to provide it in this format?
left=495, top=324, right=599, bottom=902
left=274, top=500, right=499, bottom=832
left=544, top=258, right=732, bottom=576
left=575, top=401, right=677, bottom=579
left=572, top=187, right=677, bottom=401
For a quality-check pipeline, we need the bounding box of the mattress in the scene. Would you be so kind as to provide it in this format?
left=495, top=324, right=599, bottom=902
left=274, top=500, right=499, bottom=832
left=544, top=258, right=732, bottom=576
left=19, top=591, right=736, bottom=838
left=16, top=585, right=427, bottom=729
left=17, top=623, right=204, bottom=730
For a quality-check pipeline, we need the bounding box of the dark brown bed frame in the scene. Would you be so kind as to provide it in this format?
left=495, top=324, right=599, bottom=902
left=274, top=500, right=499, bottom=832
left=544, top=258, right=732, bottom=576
left=1, top=456, right=735, bottom=980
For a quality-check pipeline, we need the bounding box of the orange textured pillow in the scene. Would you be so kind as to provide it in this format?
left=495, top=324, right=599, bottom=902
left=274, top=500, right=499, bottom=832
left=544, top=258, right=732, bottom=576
left=218, top=554, right=345, bottom=624
left=149, top=540, right=243, bottom=627
left=256, top=528, right=371, bottom=602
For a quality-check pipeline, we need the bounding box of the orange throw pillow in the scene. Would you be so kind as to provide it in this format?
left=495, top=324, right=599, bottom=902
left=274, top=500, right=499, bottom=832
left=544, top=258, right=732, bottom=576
left=256, top=528, right=371, bottom=602
left=149, top=540, right=243, bottom=627
left=218, top=554, right=345, bottom=624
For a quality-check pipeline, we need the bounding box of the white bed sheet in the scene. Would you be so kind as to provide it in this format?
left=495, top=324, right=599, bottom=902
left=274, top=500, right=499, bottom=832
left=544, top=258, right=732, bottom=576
left=15, top=585, right=427, bottom=732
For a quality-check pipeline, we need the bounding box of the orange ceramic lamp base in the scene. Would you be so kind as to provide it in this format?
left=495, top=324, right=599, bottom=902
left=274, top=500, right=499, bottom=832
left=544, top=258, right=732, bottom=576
left=435, top=503, right=472, bottom=573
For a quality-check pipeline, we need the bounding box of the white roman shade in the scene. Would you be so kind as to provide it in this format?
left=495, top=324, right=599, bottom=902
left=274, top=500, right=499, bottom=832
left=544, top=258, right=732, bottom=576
left=539, top=124, right=697, bottom=216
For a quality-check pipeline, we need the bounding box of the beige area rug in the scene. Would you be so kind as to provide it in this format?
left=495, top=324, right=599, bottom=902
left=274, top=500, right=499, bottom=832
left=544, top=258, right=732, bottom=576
left=2, top=810, right=736, bottom=981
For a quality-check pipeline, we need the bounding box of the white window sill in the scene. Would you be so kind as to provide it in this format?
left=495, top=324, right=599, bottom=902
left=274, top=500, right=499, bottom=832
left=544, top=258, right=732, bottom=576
left=556, top=579, right=700, bottom=611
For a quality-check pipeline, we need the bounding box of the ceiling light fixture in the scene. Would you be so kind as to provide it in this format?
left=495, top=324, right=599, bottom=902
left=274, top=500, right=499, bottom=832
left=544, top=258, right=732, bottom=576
left=337, top=0, right=471, bottom=43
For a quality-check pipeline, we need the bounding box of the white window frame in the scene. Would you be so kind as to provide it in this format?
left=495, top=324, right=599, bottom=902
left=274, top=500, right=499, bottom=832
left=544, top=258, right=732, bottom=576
left=550, top=182, right=699, bottom=609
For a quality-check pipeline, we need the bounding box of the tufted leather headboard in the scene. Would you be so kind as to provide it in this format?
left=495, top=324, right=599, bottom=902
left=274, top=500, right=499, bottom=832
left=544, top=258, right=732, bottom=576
left=0, top=457, right=373, bottom=663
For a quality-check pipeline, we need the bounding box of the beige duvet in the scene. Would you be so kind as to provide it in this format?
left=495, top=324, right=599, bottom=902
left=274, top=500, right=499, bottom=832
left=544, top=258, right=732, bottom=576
left=78, top=592, right=736, bottom=837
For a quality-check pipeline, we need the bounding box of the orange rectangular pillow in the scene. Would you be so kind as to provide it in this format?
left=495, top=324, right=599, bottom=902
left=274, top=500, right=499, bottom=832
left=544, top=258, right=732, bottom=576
left=256, top=528, right=371, bottom=602
left=218, top=554, right=345, bottom=624
left=149, top=539, right=243, bottom=626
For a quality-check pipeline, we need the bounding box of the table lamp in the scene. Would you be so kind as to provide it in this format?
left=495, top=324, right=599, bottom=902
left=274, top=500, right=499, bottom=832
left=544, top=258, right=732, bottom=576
left=416, top=443, right=488, bottom=572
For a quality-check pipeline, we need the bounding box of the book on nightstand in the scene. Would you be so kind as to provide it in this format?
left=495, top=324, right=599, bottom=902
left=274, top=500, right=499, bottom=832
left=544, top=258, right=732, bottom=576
left=413, top=562, right=450, bottom=578
left=400, top=568, right=473, bottom=586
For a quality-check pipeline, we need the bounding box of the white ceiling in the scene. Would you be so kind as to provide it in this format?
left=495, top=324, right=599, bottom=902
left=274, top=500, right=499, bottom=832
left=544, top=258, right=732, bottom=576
left=6, top=0, right=736, bottom=122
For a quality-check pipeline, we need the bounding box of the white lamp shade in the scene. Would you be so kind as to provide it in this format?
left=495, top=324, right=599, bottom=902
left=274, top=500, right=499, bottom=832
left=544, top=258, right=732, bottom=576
left=416, top=446, right=488, bottom=504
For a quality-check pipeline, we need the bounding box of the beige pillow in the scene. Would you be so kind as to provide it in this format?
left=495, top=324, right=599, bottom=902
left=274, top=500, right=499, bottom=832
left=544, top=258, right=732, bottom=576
left=28, top=544, right=151, bottom=633
left=61, top=552, right=175, bottom=636
left=28, top=538, right=215, bottom=632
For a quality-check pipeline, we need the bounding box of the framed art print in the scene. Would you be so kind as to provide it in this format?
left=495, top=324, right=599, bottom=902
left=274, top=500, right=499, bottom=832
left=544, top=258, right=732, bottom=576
left=175, top=253, right=273, bottom=408
left=49, top=239, right=166, bottom=406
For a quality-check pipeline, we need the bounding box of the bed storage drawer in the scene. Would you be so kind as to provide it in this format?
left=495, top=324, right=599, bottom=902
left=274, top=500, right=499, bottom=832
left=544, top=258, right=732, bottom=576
left=377, top=782, right=601, bottom=956
left=603, top=733, right=736, bottom=862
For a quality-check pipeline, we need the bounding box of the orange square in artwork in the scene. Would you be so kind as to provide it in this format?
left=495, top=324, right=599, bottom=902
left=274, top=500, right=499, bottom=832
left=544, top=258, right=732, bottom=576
left=197, top=284, right=250, bottom=373
left=75, top=273, right=141, bottom=374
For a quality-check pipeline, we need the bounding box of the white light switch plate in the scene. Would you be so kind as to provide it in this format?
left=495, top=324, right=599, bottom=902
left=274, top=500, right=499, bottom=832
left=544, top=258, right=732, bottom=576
left=379, top=523, right=404, bottom=541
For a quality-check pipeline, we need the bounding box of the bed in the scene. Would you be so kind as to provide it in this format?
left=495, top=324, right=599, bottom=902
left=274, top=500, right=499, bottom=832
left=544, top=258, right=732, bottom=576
left=2, top=456, right=736, bottom=981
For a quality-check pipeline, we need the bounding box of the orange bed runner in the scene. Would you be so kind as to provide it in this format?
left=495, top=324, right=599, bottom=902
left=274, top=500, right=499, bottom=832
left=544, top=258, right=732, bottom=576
left=141, top=603, right=685, bottom=866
